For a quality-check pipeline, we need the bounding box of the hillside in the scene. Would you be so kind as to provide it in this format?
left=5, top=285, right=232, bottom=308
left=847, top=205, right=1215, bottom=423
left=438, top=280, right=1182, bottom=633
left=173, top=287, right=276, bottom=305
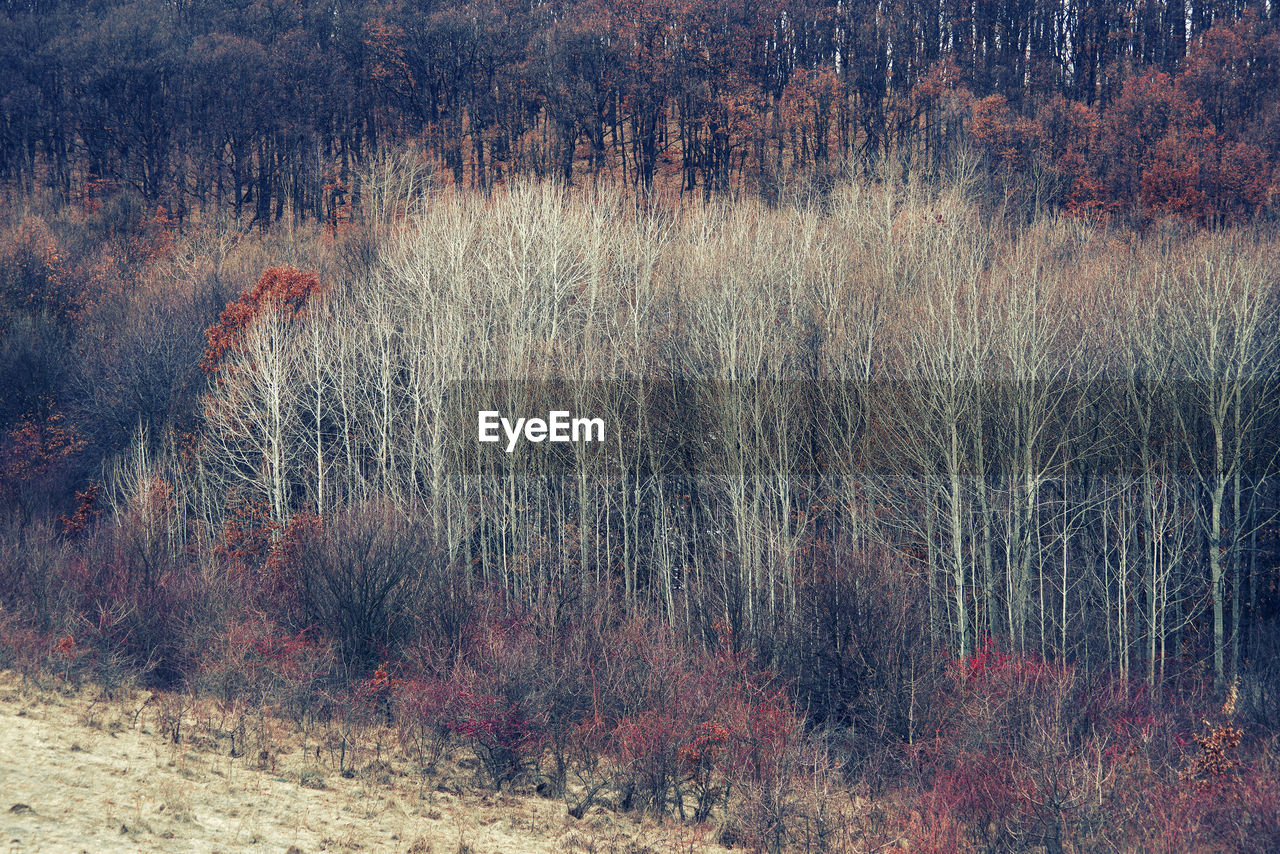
left=0, top=670, right=738, bottom=854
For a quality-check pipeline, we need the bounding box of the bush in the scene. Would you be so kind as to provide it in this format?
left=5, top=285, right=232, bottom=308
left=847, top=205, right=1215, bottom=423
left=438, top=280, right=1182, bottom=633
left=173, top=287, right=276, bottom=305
left=192, top=615, right=334, bottom=724
left=270, top=503, right=436, bottom=678
left=390, top=676, right=454, bottom=778
left=444, top=618, right=549, bottom=789
left=63, top=508, right=201, bottom=688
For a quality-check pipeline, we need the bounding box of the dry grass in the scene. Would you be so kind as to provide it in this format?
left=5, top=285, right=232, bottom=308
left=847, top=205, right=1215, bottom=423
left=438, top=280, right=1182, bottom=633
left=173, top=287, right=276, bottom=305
left=0, top=670, right=733, bottom=854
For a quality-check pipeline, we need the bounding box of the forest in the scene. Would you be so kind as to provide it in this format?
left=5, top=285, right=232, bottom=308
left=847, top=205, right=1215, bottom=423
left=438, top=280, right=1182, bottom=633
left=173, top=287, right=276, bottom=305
left=3, top=1, right=1280, bottom=852
left=1, top=0, right=1279, bottom=217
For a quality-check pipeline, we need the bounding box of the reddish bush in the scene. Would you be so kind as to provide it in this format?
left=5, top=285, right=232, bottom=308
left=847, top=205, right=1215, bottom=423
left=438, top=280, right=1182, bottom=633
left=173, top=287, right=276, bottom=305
left=213, top=498, right=278, bottom=577
left=913, top=645, right=1103, bottom=851
left=598, top=620, right=808, bottom=827
left=614, top=704, right=689, bottom=814
left=448, top=684, right=544, bottom=788
left=437, top=617, right=550, bottom=789
left=390, top=676, right=455, bottom=777
left=194, top=615, right=333, bottom=723
left=62, top=520, right=202, bottom=687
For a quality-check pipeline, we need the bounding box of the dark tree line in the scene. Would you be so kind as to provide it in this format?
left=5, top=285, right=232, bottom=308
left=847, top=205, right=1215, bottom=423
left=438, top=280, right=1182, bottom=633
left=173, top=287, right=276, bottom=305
left=2, top=0, right=1278, bottom=218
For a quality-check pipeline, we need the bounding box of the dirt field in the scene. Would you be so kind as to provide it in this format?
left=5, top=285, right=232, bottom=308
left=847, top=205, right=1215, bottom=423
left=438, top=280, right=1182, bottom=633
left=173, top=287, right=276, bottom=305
left=0, top=671, right=730, bottom=854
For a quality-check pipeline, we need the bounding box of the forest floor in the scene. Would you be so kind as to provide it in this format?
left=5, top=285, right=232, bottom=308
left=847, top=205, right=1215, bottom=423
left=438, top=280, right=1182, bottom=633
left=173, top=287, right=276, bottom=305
left=0, top=671, right=730, bottom=854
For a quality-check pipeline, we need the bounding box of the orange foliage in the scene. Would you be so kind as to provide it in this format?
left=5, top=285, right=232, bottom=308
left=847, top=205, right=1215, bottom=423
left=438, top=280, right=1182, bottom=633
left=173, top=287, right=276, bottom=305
left=1140, top=135, right=1211, bottom=221
left=0, top=411, right=86, bottom=493
left=941, top=37, right=1277, bottom=225
left=364, top=18, right=414, bottom=95
left=969, top=94, right=1042, bottom=170
left=59, top=483, right=103, bottom=537
left=265, top=509, right=323, bottom=579
left=1036, top=95, right=1097, bottom=163
left=779, top=68, right=841, bottom=160
left=912, top=58, right=967, bottom=108
left=1203, top=141, right=1273, bottom=218
left=201, top=266, right=322, bottom=374
left=129, top=206, right=177, bottom=264
left=1184, top=721, right=1244, bottom=791
left=1054, top=68, right=1274, bottom=224
left=213, top=499, right=279, bottom=574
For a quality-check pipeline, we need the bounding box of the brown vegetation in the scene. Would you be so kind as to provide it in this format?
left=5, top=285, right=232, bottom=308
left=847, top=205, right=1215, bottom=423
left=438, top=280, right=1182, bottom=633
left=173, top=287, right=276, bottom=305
left=2, top=0, right=1280, bottom=221
left=1, top=170, right=1279, bottom=850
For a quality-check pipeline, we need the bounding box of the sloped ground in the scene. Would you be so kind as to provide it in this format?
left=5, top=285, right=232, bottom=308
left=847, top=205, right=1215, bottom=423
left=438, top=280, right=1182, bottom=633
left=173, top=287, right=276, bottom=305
left=0, top=671, right=730, bottom=854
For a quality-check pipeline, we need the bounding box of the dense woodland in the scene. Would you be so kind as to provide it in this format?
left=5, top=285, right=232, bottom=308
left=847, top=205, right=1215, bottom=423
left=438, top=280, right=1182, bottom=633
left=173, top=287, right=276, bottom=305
left=3, top=2, right=1280, bottom=852
left=2, top=0, right=1280, bottom=217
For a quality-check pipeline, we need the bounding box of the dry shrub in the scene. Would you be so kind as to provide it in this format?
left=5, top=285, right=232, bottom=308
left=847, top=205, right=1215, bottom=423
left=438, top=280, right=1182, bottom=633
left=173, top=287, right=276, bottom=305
left=268, top=502, right=437, bottom=678
left=908, top=646, right=1106, bottom=853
